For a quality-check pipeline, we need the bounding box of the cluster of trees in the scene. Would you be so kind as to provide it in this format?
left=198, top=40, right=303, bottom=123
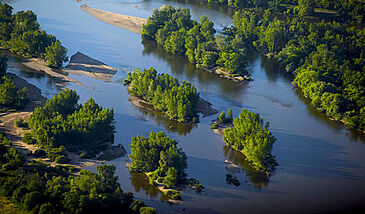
left=0, top=3, right=68, bottom=68
left=0, top=56, right=28, bottom=109
left=0, top=142, right=156, bottom=214
left=27, top=89, right=114, bottom=155
left=194, top=0, right=364, bottom=24
left=129, top=131, right=187, bottom=189
left=211, top=109, right=233, bottom=129
left=228, top=9, right=365, bottom=130
left=222, top=109, right=276, bottom=172
left=124, top=67, right=200, bottom=122
left=141, top=5, right=249, bottom=77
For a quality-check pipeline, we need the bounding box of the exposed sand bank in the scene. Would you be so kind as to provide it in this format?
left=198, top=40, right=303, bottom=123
left=63, top=52, right=117, bottom=81
left=81, top=4, right=147, bottom=34
left=128, top=94, right=218, bottom=120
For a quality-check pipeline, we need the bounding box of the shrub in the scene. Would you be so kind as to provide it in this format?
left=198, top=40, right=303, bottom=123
left=33, top=149, right=46, bottom=157
left=22, top=133, right=36, bottom=144
left=14, top=118, right=27, bottom=128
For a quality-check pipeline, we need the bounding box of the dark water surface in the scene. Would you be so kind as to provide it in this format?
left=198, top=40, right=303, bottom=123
left=4, top=0, right=365, bottom=213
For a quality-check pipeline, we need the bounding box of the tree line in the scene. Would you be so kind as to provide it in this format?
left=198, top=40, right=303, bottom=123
left=0, top=3, right=67, bottom=68
left=0, top=140, right=156, bottom=214
left=141, top=5, right=249, bottom=78
left=124, top=67, right=200, bottom=122
left=227, top=8, right=364, bottom=130
left=219, top=109, right=277, bottom=172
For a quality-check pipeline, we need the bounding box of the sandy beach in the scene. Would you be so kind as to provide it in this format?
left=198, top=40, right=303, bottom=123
left=81, top=4, right=147, bottom=34
left=63, top=52, right=117, bottom=81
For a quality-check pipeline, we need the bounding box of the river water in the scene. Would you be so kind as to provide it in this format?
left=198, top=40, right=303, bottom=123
left=3, top=0, right=365, bottom=213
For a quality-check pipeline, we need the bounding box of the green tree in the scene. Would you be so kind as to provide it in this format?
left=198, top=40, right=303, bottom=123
left=45, top=40, right=68, bottom=68
left=0, top=54, right=7, bottom=74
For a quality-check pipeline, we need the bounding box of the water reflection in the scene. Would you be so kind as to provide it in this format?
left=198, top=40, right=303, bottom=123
left=129, top=171, right=171, bottom=202
left=223, top=146, right=270, bottom=189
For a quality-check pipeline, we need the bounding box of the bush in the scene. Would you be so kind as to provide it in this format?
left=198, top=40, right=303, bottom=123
left=211, top=123, right=218, bottom=129
left=33, top=149, right=46, bottom=157
left=14, top=118, right=27, bottom=128
left=54, top=155, right=70, bottom=164
left=164, top=189, right=181, bottom=200
left=22, top=133, right=36, bottom=144
left=140, top=207, right=157, bottom=214
left=79, top=152, right=86, bottom=158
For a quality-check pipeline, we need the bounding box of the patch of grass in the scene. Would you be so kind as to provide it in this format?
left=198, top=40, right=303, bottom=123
left=0, top=196, right=29, bottom=214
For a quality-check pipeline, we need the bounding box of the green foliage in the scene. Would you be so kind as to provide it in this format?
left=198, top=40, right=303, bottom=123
left=223, top=109, right=276, bottom=171
left=0, top=2, right=67, bottom=67
left=45, top=40, right=68, bottom=69
left=142, top=5, right=249, bottom=77
left=0, top=76, right=28, bottom=109
left=0, top=143, right=153, bottom=214
left=140, top=207, right=157, bottom=214
left=164, top=189, right=181, bottom=200
left=125, top=67, right=199, bottom=122
left=216, top=109, right=233, bottom=124
left=22, top=133, right=36, bottom=144
left=28, top=89, right=114, bottom=150
left=14, top=118, right=27, bottom=128
left=129, top=131, right=187, bottom=188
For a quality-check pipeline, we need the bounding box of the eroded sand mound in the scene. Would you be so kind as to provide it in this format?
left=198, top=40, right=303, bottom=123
left=63, top=52, right=117, bottom=81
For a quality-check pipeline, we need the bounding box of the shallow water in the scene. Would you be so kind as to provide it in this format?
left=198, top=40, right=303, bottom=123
left=4, top=0, right=365, bottom=213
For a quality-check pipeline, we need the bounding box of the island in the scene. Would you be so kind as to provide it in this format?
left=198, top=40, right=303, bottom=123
left=211, top=109, right=277, bottom=174
left=128, top=131, right=203, bottom=202
left=124, top=67, right=218, bottom=123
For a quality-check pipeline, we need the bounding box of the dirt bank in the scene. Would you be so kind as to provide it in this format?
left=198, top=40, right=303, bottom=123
left=63, top=52, right=117, bottom=81
left=81, top=4, right=147, bottom=34
left=128, top=94, right=218, bottom=120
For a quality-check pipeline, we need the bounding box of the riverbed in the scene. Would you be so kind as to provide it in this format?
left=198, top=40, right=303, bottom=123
left=3, top=0, right=365, bottom=213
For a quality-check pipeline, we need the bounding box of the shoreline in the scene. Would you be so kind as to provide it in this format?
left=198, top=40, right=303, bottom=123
left=81, top=4, right=147, bottom=34
left=0, top=74, right=125, bottom=169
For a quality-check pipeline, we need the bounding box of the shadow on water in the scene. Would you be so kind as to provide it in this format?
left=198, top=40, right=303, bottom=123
left=134, top=103, right=196, bottom=136
left=222, top=146, right=270, bottom=189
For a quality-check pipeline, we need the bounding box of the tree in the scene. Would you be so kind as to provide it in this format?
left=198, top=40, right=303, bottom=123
left=297, top=0, right=315, bottom=17
left=45, top=40, right=68, bottom=68
left=0, top=54, right=7, bottom=74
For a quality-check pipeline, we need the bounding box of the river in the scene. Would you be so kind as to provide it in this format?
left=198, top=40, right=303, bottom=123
left=3, top=0, right=365, bottom=213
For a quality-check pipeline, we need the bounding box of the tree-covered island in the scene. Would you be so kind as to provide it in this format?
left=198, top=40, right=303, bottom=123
left=124, top=67, right=218, bottom=123
left=129, top=131, right=203, bottom=201
left=212, top=109, right=277, bottom=173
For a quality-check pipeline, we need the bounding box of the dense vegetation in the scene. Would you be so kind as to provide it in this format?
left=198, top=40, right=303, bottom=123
left=0, top=3, right=68, bottom=68
left=0, top=141, right=156, bottom=214
left=124, top=67, right=200, bottom=122
left=225, top=8, right=364, bottom=130
left=26, top=89, right=114, bottom=162
left=129, top=131, right=187, bottom=189
left=141, top=5, right=249, bottom=78
left=222, top=109, right=276, bottom=172
left=190, top=0, right=364, bottom=24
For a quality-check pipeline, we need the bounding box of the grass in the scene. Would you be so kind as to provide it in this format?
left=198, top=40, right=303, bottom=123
left=0, top=196, right=29, bottom=214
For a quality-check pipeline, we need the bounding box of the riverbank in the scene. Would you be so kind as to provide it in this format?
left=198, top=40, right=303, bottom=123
left=63, top=52, right=117, bottom=81
left=0, top=74, right=125, bottom=169
left=81, top=4, right=147, bottom=34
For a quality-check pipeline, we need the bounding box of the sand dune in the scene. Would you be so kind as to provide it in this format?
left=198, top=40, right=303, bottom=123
left=81, top=4, right=147, bottom=34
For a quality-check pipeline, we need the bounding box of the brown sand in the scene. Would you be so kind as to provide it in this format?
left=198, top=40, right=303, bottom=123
left=63, top=52, right=117, bottom=81
left=81, top=4, right=147, bottom=34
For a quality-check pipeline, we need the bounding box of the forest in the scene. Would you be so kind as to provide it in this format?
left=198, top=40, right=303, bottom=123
left=129, top=131, right=187, bottom=188
left=221, top=109, right=277, bottom=172
left=0, top=140, right=156, bottom=214
left=26, top=89, right=114, bottom=162
left=0, top=3, right=67, bottom=68
left=141, top=5, right=249, bottom=78
left=124, top=67, right=200, bottom=122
